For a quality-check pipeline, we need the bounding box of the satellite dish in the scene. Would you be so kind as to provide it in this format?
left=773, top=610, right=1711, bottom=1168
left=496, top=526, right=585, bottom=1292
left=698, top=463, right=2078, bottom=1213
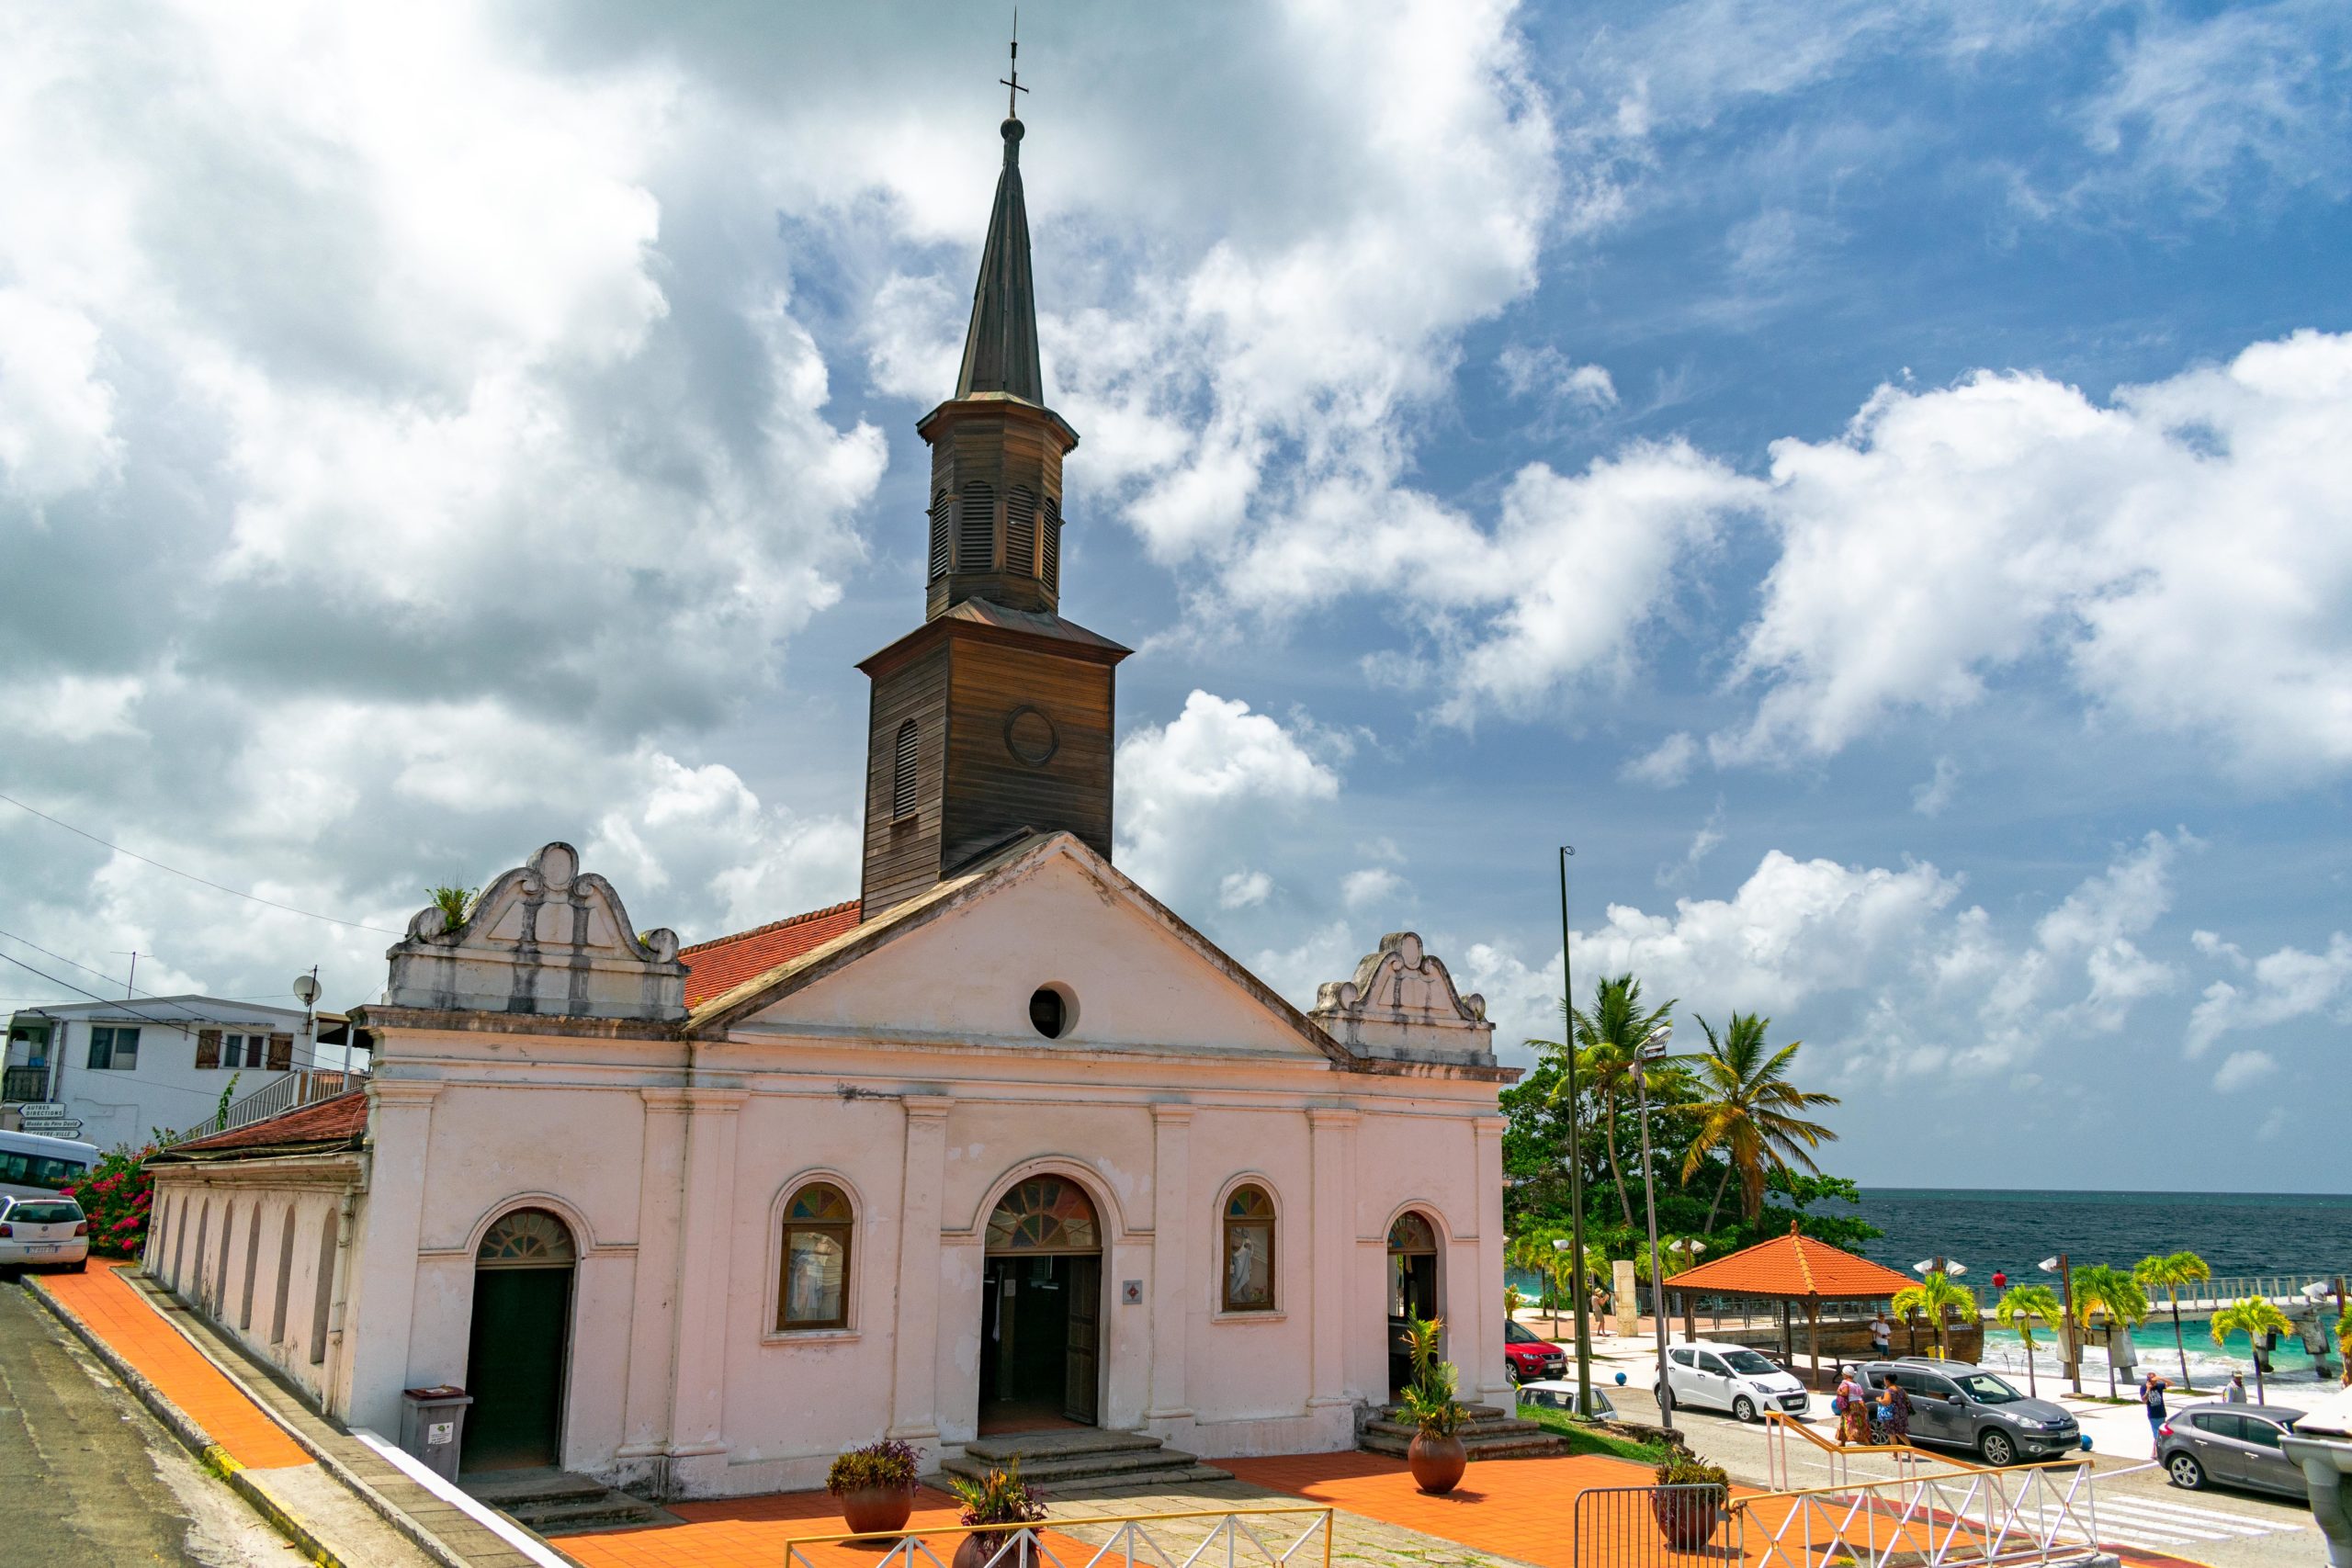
left=292, top=973, right=322, bottom=1007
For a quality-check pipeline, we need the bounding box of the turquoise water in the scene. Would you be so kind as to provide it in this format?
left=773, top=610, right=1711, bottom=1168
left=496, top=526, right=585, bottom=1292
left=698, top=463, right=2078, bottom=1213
left=1841, top=1187, right=2352, bottom=1279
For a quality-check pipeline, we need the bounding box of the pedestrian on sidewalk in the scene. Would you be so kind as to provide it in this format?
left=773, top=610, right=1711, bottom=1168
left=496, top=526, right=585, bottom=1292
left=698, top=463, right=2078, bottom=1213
left=2223, top=1373, right=2248, bottom=1404
left=1873, top=1375, right=1912, bottom=1445
left=1869, top=1309, right=1893, bottom=1359
left=1591, top=1285, right=1611, bottom=1336
left=2141, top=1372, right=2169, bottom=1443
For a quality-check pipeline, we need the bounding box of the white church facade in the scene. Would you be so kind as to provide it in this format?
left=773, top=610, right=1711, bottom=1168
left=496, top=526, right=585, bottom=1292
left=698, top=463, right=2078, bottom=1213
left=141, top=96, right=1519, bottom=1501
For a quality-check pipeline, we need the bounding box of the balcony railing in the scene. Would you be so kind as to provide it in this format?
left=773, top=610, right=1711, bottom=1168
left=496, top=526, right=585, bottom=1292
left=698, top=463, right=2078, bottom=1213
left=156, top=1066, right=365, bottom=1146
left=3, top=1065, right=51, bottom=1103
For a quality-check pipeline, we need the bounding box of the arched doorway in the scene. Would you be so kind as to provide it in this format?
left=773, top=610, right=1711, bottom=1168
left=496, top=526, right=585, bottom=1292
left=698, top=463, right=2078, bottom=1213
left=1386, top=1210, right=1441, bottom=1397
left=461, top=1208, right=575, bottom=1473
left=980, top=1176, right=1102, bottom=1431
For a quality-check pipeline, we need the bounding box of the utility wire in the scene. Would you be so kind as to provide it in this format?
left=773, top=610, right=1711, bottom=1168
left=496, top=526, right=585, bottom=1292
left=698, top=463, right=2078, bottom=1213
left=0, top=928, right=172, bottom=999
left=0, top=790, right=403, bottom=936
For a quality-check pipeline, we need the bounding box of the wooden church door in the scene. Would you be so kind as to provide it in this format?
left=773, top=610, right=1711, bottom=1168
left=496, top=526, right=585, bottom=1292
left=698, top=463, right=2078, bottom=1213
left=1062, top=1254, right=1100, bottom=1425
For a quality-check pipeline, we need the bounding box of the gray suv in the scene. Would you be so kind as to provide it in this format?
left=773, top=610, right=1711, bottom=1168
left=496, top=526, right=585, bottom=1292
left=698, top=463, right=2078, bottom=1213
left=1858, top=1359, right=2080, bottom=1466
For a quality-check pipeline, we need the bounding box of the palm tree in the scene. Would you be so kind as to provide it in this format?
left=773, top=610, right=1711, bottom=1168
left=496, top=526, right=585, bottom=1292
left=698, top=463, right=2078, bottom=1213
left=2072, top=1265, right=2151, bottom=1399
left=2211, top=1298, right=2295, bottom=1405
left=1532, top=976, right=1676, bottom=1229
left=2133, top=1251, right=2212, bottom=1391
left=1680, top=1013, right=1841, bottom=1228
left=1893, top=1271, right=1978, bottom=1359
left=1996, top=1284, right=2066, bottom=1398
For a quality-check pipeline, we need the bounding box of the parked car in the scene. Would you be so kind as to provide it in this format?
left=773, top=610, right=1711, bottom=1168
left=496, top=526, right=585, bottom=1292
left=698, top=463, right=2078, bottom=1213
left=1652, top=1339, right=1812, bottom=1423
left=1856, top=1359, right=2079, bottom=1465
left=2158, top=1403, right=2306, bottom=1497
left=1504, top=1317, right=1567, bottom=1384
left=1518, top=1379, right=1618, bottom=1419
left=0, top=1194, right=90, bottom=1274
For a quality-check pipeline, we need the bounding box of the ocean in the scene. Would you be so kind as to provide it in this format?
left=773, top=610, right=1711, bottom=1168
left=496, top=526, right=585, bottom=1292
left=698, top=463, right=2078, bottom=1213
left=1840, top=1187, right=2352, bottom=1391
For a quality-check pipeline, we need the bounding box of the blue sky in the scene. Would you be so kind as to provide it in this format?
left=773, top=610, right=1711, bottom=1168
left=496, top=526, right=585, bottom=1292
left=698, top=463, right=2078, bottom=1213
left=2, top=1, right=2346, bottom=1189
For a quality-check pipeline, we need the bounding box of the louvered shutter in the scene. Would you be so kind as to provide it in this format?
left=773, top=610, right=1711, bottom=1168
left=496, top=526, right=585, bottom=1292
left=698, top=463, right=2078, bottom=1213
left=958, top=482, right=996, bottom=570
left=928, top=491, right=951, bottom=581
left=195, top=1028, right=220, bottom=1069
left=892, top=720, right=920, bottom=819
left=266, top=1032, right=293, bottom=1071
left=1006, top=485, right=1038, bottom=576
left=1042, top=497, right=1062, bottom=594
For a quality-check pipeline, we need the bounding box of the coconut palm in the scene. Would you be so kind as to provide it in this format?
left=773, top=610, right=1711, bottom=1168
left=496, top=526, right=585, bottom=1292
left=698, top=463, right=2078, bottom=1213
left=1996, top=1284, right=2066, bottom=1398
left=1679, top=1013, right=1841, bottom=1228
left=2133, top=1251, right=2212, bottom=1391
left=1532, top=976, right=1676, bottom=1228
left=2072, top=1265, right=2151, bottom=1399
left=1893, top=1271, right=1978, bottom=1359
left=2211, top=1298, right=2295, bottom=1405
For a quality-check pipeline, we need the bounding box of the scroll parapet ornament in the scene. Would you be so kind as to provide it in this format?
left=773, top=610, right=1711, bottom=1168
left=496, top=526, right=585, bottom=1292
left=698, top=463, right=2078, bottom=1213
left=383, top=841, right=687, bottom=1022
left=1307, top=931, right=1496, bottom=1067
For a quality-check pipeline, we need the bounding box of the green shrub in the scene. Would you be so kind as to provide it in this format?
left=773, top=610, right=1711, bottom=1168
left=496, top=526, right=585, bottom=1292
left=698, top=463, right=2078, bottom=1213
left=826, top=1438, right=921, bottom=1495
left=948, top=1461, right=1046, bottom=1527
left=1655, top=1448, right=1730, bottom=1488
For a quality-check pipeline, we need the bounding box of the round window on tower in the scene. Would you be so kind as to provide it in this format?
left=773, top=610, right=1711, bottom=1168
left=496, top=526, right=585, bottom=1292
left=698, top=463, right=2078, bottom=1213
left=1029, top=984, right=1076, bottom=1040
left=1004, top=704, right=1058, bottom=767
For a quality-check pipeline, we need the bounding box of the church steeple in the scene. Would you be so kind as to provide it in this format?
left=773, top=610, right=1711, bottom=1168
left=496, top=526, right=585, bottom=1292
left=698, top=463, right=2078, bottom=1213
left=856, top=55, right=1128, bottom=919
left=955, top=117, right=1042, bottom=404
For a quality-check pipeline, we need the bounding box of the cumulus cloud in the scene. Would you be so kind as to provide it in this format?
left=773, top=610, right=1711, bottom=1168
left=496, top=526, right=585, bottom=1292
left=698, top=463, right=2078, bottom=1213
left=1623, top=731, right=1701, bottom=789
left=2211, top=1050, right=2278, bottom=1093
left=2187, top=929, right=2352, bottom=1055
left=1340, top=866, right=1410, bottom=910
left=1217, top=870, right=1274, bottom=910
left=1714, top=332, right=2352, bottom=777
left=1114, top=691, right=1340, bottom=915
left=1911, top=756, right=1960, bottom=817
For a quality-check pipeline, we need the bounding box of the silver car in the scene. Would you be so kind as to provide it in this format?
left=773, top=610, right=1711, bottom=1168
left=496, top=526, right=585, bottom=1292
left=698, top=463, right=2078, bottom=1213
left=2158, top=1403, right=2305, bottom=1497
left=0, top=1195, right=90, bottom=1273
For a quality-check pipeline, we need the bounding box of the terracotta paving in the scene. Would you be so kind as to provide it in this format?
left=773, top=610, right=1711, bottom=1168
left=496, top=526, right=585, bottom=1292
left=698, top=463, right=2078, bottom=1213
left=559, top=1484, right=1110, bottom=1568
left=40, top=1258, right=311, bottom=1470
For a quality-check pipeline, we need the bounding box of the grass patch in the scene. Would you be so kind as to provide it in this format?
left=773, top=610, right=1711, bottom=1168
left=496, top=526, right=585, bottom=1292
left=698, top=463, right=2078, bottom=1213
left=1513, top=1403, right=1674, bottom=1463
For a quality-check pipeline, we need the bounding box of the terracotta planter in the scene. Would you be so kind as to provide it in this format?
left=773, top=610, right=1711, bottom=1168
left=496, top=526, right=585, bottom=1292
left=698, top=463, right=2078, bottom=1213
left=1407, top=1431, right=1467, bottom=1495
left=1648, top=1487, right=1724, bottom=1551
left=839, top=1483, right=915, bottom=1536
left=954, top=1529, right=1038, bottom=1568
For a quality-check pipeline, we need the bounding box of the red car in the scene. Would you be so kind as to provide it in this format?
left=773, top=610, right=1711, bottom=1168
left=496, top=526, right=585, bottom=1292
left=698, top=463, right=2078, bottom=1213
left=1505, top=1318, right=1567, bottom=1383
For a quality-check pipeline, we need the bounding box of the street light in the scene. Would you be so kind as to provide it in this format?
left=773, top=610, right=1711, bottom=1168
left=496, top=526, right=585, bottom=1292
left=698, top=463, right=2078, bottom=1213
left=2040, top=1254, right=2082, bottom=1396
left=1555, top=845, right=1600, bottom=1417
left=1630, top=1023, right=1675, bottom=1431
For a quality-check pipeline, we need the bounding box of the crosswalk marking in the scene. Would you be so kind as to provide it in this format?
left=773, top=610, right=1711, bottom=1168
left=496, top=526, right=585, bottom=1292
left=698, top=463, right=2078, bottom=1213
left=2007, top=1492, right=2309, bottom=1550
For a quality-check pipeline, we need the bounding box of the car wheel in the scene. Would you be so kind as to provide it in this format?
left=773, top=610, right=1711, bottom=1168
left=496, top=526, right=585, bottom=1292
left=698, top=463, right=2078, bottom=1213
left=1733, top=1395, right=1758, bottom=1424
left=2166, top=1452, right=2205, bottom=1490
left=1506, top=1364, right=1521, bottom=1386
left=1979, top=1429, right=2016, bottom=1467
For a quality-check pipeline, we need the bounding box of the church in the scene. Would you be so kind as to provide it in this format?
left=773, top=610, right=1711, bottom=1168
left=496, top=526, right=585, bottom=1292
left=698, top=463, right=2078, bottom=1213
left=141, top=97, right=1518, bottom=1501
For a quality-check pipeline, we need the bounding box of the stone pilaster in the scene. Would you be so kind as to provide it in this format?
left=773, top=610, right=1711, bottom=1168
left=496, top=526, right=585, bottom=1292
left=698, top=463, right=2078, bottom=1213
left=1147, top=1104, right=1193, bottom=1421
left=663, top=1086, right=746, bottom=1490
left=888, top=1097, right=954, bottom=1445
left=1307, top=1107, right=1358, bottom=1409
left=616, top=1088, right=692, bottom=1483
left=342, top=1079, right=441, bottom=1431
left=1473, top=1114, right=1512, bottom=1408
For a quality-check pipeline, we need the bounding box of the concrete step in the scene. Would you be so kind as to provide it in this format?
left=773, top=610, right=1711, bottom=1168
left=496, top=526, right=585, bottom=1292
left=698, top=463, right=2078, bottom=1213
left=960, top=1429, right=1170, bottom=1462
left=1359, top=1428, right=1568, bottom=1461
left=940, top=1445, right=1206, bottom=1485
left=460, top=1468, right=611, bottom=1508
left=461, top=1468, right=664, bottom=1534
left=1024, top=1464, right=1234, bottom=1498
left=511, top=1495, right=665, bottom=1532
left=1362, top=1416, right=1555, bottom=1441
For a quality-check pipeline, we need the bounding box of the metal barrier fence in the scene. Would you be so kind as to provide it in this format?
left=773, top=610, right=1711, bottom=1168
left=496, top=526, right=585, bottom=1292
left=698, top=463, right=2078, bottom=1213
left=780, top=1506, right=1333, bottom=1568
left=1569, top=1484, right=1737, bottom=1568
left=1734, top=1459, right=2106, bottom=1568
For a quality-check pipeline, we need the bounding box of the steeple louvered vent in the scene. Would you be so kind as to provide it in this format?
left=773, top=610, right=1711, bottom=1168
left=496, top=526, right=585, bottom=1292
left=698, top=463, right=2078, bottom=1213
left=958, top=482, right=996, bottom=571
left=928, top=491, right=952, bottom=581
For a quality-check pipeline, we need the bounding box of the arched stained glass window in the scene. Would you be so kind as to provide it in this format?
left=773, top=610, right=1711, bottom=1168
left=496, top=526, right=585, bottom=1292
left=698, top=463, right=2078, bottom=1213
left=1222, top=1184, right=1275, bottom=1312
left=780, top=1181, right=853, bottom=1329
left=478, top=1208, right=575, bottom=1269
left=986, top=1178, right=1099, bottom=1254
left=1387, top=1211, right=1437, bottom=1255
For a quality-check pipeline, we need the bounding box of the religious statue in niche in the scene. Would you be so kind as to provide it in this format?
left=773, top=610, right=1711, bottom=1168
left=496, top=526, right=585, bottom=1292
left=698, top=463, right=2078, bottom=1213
left=1222, top=1186, right=1275, bottom=1311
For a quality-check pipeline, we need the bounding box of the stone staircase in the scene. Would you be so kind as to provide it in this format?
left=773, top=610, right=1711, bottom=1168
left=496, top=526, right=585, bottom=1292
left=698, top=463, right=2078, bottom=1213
left=938, top=1428, right=1230, bottom=1497
left=1359, top=1404, right=1569, bottom=1461
left=460, top=1468, right=668, bottom=1535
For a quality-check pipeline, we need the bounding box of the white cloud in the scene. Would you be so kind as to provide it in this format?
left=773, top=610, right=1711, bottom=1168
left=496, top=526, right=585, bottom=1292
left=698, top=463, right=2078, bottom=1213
left=1114, top=691, right=1340, bottom=915
left=2187, top=931, right=2352, bottom=1055
left=1714, top=332, right=2352, bottom=777
left=1340, top=866, right=1409, bottom=910
left=0, top=290, right=121, bottom=500
left=1911, top=756, right=1960, bottom=817
left=1217, top=870, right=1273, bottom=910
left=1624, top=732, right=1701, bottom=789
left=2211, top=1049, right=2278, bottom=1093
left=1498, top=344, right=1619, bottom=410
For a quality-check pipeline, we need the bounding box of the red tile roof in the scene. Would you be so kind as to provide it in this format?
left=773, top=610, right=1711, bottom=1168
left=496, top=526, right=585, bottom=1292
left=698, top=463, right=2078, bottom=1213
left=164, top=1090, right=369, bottom=1156
left=680, top=899, right=862, bottom=1007
left=1662, top=1224, right=1917, bottom=1300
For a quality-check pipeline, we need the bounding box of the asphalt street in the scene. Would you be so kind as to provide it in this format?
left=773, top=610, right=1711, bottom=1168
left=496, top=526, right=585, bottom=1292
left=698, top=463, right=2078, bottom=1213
left=0, top=1279, right=305, bottom=1567
left=1600, top=1379, right=2320, bottom=1568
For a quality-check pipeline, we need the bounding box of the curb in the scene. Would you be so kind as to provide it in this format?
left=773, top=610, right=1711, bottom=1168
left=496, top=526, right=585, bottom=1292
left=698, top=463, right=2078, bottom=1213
left=27, top=1275, right=352, bottom=1567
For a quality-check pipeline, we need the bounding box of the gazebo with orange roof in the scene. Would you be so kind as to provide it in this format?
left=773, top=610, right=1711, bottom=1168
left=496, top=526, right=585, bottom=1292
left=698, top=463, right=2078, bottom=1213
left=1658, top=1223, right=1918, bottom=1385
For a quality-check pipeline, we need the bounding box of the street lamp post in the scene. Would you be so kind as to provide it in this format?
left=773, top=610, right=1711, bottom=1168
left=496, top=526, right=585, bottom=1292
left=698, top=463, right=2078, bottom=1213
left=1556, top=845, right=1599, bottom=1417
left=2040, top=1254, right=2081, bottom=1396
left=1631, top=1023, right=1675, bottom=1432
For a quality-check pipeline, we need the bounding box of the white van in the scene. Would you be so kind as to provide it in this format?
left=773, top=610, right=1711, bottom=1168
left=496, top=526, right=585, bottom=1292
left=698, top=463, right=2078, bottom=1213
left=0, top=1127, right=100, bottom=1201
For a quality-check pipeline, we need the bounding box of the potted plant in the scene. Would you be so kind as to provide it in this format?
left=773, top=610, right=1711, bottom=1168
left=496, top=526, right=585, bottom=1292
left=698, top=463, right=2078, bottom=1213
left=828, top=1438, right=922, bottom=1536
left=1650, top=1448, right=1729, bottom=1551
left=946, top=1460, right=1047, bottom=1568
left=1397, top=1315, right=1470, bottom=1495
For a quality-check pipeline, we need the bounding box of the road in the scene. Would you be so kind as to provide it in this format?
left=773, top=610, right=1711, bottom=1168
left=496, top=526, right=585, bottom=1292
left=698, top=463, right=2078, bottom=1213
left=1599, top=1379, right=2320, bottom=1568
left=0, top=1279, right=306, bottom=1567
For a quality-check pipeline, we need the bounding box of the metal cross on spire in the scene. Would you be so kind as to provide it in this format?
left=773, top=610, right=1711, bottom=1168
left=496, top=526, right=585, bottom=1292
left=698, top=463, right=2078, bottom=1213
left=1001, top=12, right=1027, bottom=118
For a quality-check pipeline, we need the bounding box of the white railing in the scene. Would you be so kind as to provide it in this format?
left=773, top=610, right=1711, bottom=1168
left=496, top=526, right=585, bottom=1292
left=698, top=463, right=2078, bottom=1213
left=156, top=1066, right=365, bottom=1146
left=1736, top=1459, right=2110, bottom=1568
left=781, top=1506, right=1333, bottom=1568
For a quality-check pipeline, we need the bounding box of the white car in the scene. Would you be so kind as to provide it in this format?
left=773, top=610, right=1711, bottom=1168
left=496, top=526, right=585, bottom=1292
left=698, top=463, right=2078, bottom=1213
left=0, top=1194, right=90, bottom=1273
left=1650, top=1340, right=1810, bottom=1423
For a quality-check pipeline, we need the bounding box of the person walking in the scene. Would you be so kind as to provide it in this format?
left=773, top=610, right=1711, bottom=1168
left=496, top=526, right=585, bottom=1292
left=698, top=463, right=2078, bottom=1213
left=1870, top=1309, right=1894, bottom=1359
left=1874, top=1374, right=1913, bottom=1445
left=2223, top=1372, right=2248, bottom=1404
left=1834, top=1368, right=1868, bottom=1446
left=2142, top=1372, right=2169, bottom=1447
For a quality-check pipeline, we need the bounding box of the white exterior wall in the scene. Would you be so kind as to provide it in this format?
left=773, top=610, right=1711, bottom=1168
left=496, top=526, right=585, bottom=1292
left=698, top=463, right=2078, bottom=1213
left=6, top=998, right=322, bottom=1147
left=143, top=1160, right=359, bottom=1409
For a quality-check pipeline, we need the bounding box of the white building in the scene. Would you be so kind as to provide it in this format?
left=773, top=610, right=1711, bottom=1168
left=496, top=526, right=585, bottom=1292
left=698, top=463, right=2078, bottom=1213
left=4, top=995, right=341, bottom=1147
left=141, top=99, right=1518, bottom=1499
